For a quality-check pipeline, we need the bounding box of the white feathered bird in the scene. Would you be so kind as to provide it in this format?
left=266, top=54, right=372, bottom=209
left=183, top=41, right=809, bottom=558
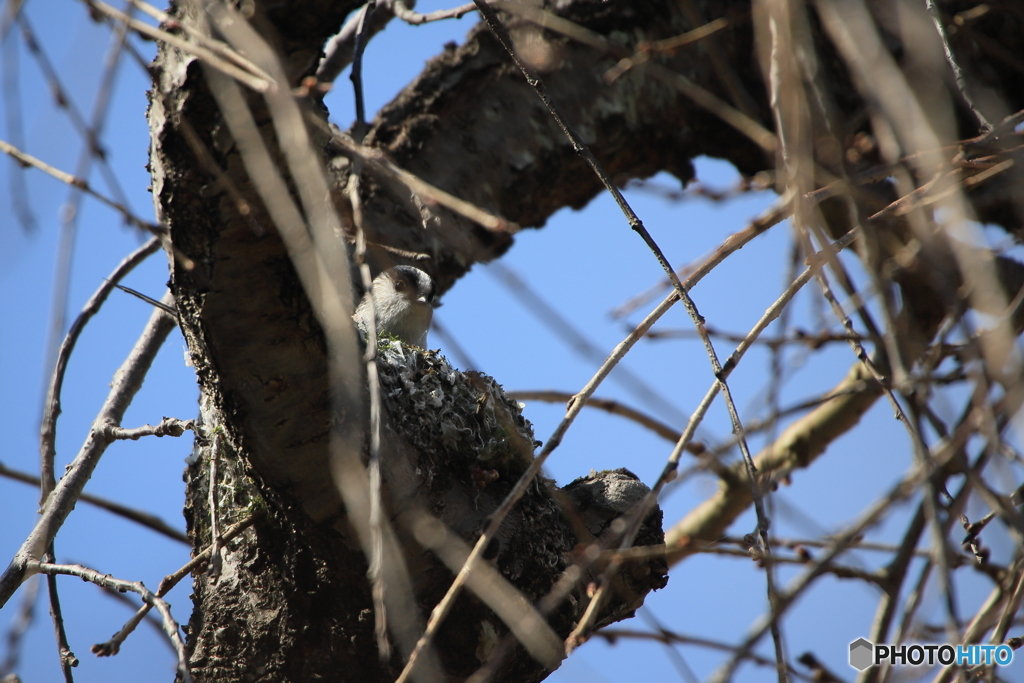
left=353, top=266, right=436, bottom=348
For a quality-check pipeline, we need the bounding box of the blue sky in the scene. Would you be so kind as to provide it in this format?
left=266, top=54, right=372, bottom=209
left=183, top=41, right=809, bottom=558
left=2, top=2, right=1019, bottom=682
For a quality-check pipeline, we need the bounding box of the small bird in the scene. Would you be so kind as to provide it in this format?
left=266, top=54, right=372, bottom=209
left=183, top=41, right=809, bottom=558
left=353, top=266, right=436, bottom=347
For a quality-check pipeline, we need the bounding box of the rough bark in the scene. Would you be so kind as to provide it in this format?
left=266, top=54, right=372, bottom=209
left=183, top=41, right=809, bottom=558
left=144, top=0, right=1024, bottom=681
left=178, top=345, right=666, bottom=683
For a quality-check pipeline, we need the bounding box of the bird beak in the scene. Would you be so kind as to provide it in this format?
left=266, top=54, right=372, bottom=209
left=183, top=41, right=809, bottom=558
left=417, top=296, right=429, bottom=304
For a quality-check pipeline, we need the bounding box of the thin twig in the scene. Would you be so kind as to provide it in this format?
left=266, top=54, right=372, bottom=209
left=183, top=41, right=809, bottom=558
left=647, top=62, right=779, bottom=155
left=39, top=237, right=162, bottom=503
left=3, top=10, right=36, bottom=231
left=489, top=262, right=686, bottom=425
left=43, top=547, right=76, bottom=683
left=30, top=561, right=191, bottom=682
left=80, top=0, right=272, bottom=92
left=321, top=124, right=519, bottom=234
left=925, top=0, right=992, bottom=132
left=125, top=0, right=273, bottom=85
left=644, top=325, right=862, bottom=346
left=16, top=13, right=133, bottom=216
left=393, top=0, right=476, bottom=25
left=0, top=461, right=189, bottom=545
left=678, top=0, right=758, bottom=116
left=720, top=535, right=919, bottom=559
left=595, top=627, right=813, bottom=681
left=103, top=417, right=195, bottom=441
left=0, top=138, right=164, bottom=237
left=686, top=543, right=887, bottom=585
left=603, top=16, right=731, bottom=82
left=93, top=586, right=176, bottom=655
left=512, top=393, right=688, bottom=446
left=92, top=511, right=261, bottom=657
left=113, top=284, right=179, bottom=316
left=349, top=0, right=376, bottom=134
left=507, top=390, right=687, bottom=445
left=348, top=9, right=391, bottom=656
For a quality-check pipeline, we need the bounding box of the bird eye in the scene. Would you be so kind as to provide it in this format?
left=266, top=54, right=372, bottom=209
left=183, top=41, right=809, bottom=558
left=394, top=278, right=406, bottom=291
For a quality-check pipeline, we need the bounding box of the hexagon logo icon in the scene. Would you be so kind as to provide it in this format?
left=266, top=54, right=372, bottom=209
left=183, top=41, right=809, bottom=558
left=849, top=638, right=874, bottom=671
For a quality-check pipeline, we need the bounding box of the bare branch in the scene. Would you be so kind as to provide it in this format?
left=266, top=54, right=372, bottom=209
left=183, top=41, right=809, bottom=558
left=0, top=296, right=177, bottom=608
left=322, top=125, right=519, bottom=234
left=39, top=237, right=162, bottom=502
left=92, top=512, right=261, bottom=657
left=925, top=0, right=993, bottom=131
left=489, top=262, right=685, bottom=424
left=508, top=390, right=690, bottom=446
left=393, top=0, right=476, bottom=25
left=43, top=548, right=75, bottom=683
left=0, top=139, right=162, bottom=237
left=317, top=0, right=398, bottom=85
left=30, top=561, right=191, bottom=683
left=80, top=0, right=273, bottom=92
left=16, top=13, right=134, bottom=215
left=0, top=462, right=188, bottom=545
left=347, top=19, right=394, bottom=656
left=103, top=417, right=195, bottom=441
left=125, top=0, right=273, bottom=85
